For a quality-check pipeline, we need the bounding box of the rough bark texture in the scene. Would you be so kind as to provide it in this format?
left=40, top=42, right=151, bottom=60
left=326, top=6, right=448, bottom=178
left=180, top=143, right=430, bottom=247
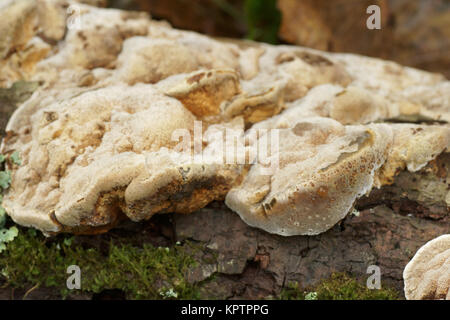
left=174, top=201, right=448, bottom=299
left=173, top=154, right=449, bottom=299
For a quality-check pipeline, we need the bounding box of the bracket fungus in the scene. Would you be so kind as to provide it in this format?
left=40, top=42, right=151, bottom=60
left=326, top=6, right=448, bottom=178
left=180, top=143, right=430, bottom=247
left=225, top=117, right=393, bottom=236
left=403, top=235, right=450, bottom=300
left=0, top=1, right=449, bottom=236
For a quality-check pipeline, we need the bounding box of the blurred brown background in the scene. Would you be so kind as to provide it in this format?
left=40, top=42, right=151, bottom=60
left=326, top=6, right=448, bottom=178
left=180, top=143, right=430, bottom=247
left=105, top=0, right=450, bottom=78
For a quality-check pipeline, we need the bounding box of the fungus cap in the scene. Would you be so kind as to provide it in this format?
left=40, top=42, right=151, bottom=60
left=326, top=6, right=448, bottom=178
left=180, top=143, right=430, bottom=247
left=225, top=117, right=393, bottom=236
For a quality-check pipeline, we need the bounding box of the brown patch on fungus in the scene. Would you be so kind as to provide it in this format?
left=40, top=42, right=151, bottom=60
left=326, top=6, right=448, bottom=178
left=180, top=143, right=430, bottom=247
left=166, top=69, right=241, bottom=118
left=296, top=51, right=334, bottom=66
left=221, top=86, right=284, bottom=126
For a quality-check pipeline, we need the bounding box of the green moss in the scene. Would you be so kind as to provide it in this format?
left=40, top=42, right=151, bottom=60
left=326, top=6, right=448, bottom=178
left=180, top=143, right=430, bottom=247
left=0, top=227, right=401, bottom=300
left=244, top=0, right=281, bottom=44
left=279, top=282, right=306, bottom=300
left=0, top=229, right=202, bottom=299
left=280, top=273, right=400, bottom=300
left=0, top=153, right=19, bottom=252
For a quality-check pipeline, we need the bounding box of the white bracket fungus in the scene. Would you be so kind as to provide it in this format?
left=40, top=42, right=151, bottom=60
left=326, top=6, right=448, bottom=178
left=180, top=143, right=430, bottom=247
left=403, top=235, right=450, bottom=300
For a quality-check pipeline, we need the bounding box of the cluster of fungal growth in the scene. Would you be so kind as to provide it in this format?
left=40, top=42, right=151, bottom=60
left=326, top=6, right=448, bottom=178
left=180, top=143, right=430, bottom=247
left=0, top=1, right=449, bottom=241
